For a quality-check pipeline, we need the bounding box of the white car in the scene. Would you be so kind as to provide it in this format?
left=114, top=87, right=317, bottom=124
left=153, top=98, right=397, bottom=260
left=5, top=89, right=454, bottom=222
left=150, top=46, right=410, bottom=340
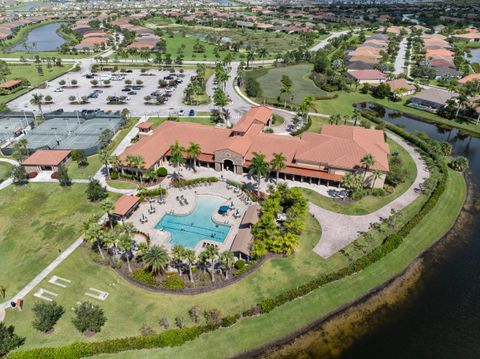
left=54, top=88, right=63, bottom=92
left=178, top=109, right=184, bottom=116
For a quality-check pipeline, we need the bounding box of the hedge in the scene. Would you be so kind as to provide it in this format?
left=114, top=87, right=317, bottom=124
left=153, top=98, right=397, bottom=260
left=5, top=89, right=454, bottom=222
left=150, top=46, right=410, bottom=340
left=290, top=116, right=312, bottom=136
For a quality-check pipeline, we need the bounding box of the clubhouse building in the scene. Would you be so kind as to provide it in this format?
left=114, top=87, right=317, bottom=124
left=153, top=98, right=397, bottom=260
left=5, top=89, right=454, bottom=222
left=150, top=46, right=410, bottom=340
left=119, top=106, right=390, bottom=188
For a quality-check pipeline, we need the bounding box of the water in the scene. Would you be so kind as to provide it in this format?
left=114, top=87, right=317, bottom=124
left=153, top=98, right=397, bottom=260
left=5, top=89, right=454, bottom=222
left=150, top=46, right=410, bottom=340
left=11, top=22, right=65, bottom=52
left=155, top=195, right=231, bottom=248
left=264, top=104, right=480, bottom=358
left=466, top=48, right=480, bottom=64
left=8, top=2, right=40, bottom=11
left=341, top=105, right=480, bottom=358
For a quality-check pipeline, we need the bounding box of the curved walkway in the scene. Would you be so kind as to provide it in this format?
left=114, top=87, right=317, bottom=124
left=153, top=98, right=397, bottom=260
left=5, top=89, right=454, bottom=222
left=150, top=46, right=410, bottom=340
left=311, top=132, right=429, bottom=258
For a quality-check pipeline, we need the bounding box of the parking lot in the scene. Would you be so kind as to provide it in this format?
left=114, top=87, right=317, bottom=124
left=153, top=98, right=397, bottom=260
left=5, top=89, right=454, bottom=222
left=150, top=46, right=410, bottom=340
left=7, top=69, right=207, bottom=117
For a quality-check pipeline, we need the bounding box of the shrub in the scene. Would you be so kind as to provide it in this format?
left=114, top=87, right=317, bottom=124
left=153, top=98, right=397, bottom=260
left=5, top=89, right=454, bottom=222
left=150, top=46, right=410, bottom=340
left=290, top=116, right=312, bottom=136
left=234, top=259, right=245, bottom=270
left=139, top=323, right=155, bottom=336
left=0, top=323, right=25, bottom=357
left=204, top=309, right=223, bottom=326
left=32, top=301, right=65, bottom=333
left=372, top=188, right=386, bottom=197
left=130, top=269, right=160, bottom=286
left=351, top=191, right=365, bottom=201
left=110, top=171, right=119, bottom=180
left=72, top=302, right=107, bottom=334
left=173, top=177, right=219, bottom=188
left=160, top=273, right=185, bottom=290
left=86, top=178, right=108, bottom=202
left=119, top=173, right=133, bottom=179
left=156, top=167, right=168, bottom=177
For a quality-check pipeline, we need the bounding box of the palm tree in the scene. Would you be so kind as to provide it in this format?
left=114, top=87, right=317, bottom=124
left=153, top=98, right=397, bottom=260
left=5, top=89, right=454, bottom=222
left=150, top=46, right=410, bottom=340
left=143, top=245, right=170, bottom=275
left=258, top=48, right=268, bottom=66
left=83, top=221, right=106, bottom=259
left=109, top=155, right=121, bottom=172
left=270, top=152, right=287, bottom=180
left=184, top=249, right=196, bottom=283
left=352, top=109, right=361, bottom=126
left=299, top=96, right=314, bottom=121
left=371, top=169, right=383, bottom=188
left=203, top=245, right=219, bottom=282
left=219, top=251, right=235, bottom=279
left=169, top=141, right=185, bottom=179
left=455, top=92, right=469, bottom=119
left=100, top=199, right=115, bottom=230
left=118, top=233, right=134, bottom=273
left=249, top=152, right=269, bottom=195
left=340, top=173, right=363, bottom=197
left=30, top=93, right=44, bottom=119
left=171, top=244, right=186, bottom=275
left=360, top=154, right=375, bottom=181
left=98, top=148, right=111, bottom=177
left=246, top=50, right=255, bottom=69
left=186, top=142, right=201, bottom=170
left=280, top=85, right=291, bottom=108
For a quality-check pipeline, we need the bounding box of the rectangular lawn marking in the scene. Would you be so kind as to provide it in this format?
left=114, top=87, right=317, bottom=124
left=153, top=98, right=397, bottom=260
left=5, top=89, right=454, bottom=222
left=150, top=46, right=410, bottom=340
left=33, top=288, right=58, bottom=302
left=85, top=288, right=110, bottom=301
left=48, top=275, right=71, bottom=288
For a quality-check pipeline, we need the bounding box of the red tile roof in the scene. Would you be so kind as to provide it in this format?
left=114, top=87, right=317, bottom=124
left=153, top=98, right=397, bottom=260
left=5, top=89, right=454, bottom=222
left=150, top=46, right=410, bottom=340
left=114, top=195, right=140, bottom=216
left=0, top=79, right=22, bottom=89
left=232, top=106, right=272, bottom=133
left=22, top=150, right=70, bottom=166
left=458, top=73, right=480, bottom=84
left=347, top=69, right=386, bottom=81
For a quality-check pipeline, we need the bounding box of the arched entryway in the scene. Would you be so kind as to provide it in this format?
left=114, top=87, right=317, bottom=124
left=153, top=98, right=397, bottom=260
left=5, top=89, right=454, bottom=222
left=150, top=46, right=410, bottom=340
left=223, top=159, right=235, bottom=172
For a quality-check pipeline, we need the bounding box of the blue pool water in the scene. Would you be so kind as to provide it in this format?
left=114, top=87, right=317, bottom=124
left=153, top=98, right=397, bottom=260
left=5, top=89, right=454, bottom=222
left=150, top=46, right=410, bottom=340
left=155, top=195, right=231, bottom=249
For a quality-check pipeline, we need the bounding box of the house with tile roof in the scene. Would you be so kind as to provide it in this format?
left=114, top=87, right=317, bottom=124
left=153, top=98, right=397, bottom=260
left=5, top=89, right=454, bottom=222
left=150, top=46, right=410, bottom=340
left=117, top=107, right=390, bottom=188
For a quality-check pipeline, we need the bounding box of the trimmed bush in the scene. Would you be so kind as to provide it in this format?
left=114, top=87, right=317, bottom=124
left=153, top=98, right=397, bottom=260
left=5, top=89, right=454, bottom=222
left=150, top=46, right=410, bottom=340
left=160, top=273, right=185, bottom=290
left=130, top=269, right=160, bottom=287
left=110, top=171, right=119, bottom=180
left=173, top=177, right=219, bottom=188
left=156, top=167, right=168, bottom=177
left=234, top=259, right=245, bottom=270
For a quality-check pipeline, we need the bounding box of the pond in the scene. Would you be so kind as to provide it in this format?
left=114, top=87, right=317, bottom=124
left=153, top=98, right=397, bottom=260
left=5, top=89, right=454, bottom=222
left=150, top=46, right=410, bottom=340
left=466, top=48, right=480, bottom=64
left=8, top=2, right=41, bottom=11
left=264, top=104, right=480, bottom=359
left=11, top=22, right=66, bottom=52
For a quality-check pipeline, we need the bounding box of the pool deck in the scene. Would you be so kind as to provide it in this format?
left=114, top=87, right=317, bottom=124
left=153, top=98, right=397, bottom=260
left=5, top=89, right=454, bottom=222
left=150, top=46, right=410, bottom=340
left=127, top=182, right=249, bottom=254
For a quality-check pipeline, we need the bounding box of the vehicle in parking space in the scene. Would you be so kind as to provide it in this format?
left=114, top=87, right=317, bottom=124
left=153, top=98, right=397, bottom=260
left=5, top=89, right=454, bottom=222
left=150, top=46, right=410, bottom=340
left=125, top=97, right=130, bottom=101
left=165, top=87, right=174, bottom=93
left=131, top=86, right=141, bottom=90
left=178, top=109, right=184, bottom=116
left=88, top=92, right=98, bottom=99
left=128, top=91, right=137, bottom=95
left=122, top=87, right=131, bottom=92
left=163, top=92, right=172, bottom=98
left=175, top=79, right=183, bottom=84
left=54, top=88, right=63, bottom=92
left=126, top=70, right=133, bottom=73
left=151, top=90, right=162, bottom=97
left=85, top=74, right=94, bottom=79
left=94, top=89, right=103, bottom=94
left=164, top=75, right=174, bottom=80
left=189, top=109, right=195, bottom=116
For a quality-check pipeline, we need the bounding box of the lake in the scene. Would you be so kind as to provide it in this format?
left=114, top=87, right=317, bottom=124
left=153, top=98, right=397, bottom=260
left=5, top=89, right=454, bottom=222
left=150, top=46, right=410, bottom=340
left=11, top=22, right=66, bottom=52
left=263, top=104, right=480, bottom=359
left=9, top=2, right=41, bottom=11
left=466, top=48, right=480, bottom=64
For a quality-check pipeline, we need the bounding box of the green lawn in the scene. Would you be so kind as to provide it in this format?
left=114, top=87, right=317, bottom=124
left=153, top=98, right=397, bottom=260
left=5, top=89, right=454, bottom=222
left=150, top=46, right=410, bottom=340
left=298, top=139, right=417, bottom=215
left=94, top=170, right=465, bottom=359
left=312, top=91, right=480, bottom=136
left=148, top=116, right=215, bottom=128
left=245, top=64, right=329, bottom=105
left=0, top=161, right=12, bottom=180
left=106, top=180, right=138, bottom=190
left=0, top=64, right=70, bottom=109
left=0, top=183, right=118, bottom=297
left=0, top=51, right=90, bottom=59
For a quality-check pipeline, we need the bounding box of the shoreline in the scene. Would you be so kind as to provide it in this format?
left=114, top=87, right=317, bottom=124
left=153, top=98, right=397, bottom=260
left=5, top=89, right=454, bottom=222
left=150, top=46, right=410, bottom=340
left=231, top=173, right=473, bottom=359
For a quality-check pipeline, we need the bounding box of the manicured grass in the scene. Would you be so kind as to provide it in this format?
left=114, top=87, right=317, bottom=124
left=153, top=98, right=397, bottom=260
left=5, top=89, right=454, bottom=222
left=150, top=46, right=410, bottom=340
left=67, top=155, right=102, bottom=180
left=148, top=116, right=215, bottom=128
left=0, top=51, right=90, bottom=59
left=0, top=161, right=12, bottom=180
left=93, top=170, right=466, bottom=359
left=0, top=63, right=70, bottom=109
left=312, top=91, right=480, bottom=136
left=271, top=113, right=285, bottom=127
left=308, top=114, right=331, bottom=133
left=0, top=183, right=117, bottom=297
left=245, top=64, right=328, bottom=105
left=106, top=180, right=138, bottom=190
left=298, top=139, right=417, bottom=215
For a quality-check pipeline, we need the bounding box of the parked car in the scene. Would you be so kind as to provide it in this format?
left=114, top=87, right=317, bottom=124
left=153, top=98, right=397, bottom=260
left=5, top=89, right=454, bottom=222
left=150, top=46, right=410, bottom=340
left=88, top=92, right=98, bottom=99
left=94, top=89, right=103, bottom=94
left=150, top=90, right=162, bottom=97
left=128, top=91, right=137, bottom=95
left=54, top=88, right=63, bottom=92
left=163, top=75, right=174, bottom=80
left=121, top=87, right=131, bottom=92
left=131, top=86, right=141, bottom=90
left=178, top=109, right=184, bottom=116
left=85, top=74, right=94, bottom=79
left=163, top=92, right=172, bottom=98
left=188, top=109, right=195, bottom=116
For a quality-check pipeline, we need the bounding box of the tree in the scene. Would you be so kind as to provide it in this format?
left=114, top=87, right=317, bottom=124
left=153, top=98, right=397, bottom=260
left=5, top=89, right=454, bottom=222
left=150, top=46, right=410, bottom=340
left=100, top=199, right=115, bottom=230
left=299, top=96, right=313, bottom=121
left=371, top=169, right=383, bottom=188
left=143, top=245, right=170, bottom=274
left=118, top=232, right=134, bottom=273
left=171, top=244, right=185, bottom=275
left=219, top=251, right=234, bottom=279
left=360, top=153, right=375, bottom=180
left=11, top=165, right=27, bottom=185
left=0, top=323, right=25, bottom=357
left=98, top=148, right=111, bottom=178
left=352, top=109, right=362, bottom=126
left=184, top=249, right=196, bottom=283
left=280, top=84, right=292, bottom=108
left=245, top=77, right=261, bottom=98
left=188, top=305, right=201, bottom=324
left=246, top=50, right=255, bottom=68
left=450, top=156, right=469, bottom=172
left=249, top=152, right=270, bottom=195
left=72, top=302, right=107, bottom=334
left=57, top=164, right=71, bottom=187
left=86, top=178, right=108, bottom=201
left=169, top=141, right=185, bottom=177
left=12, top=138, right=28, bottom=161
left=270, top=152, right=287, bottom=180
left=83, top=219, right=106, bottom=259
left=30, top=93, right=44, bottom=118
left=340, top=173, right=364, bottom=196
left=32, top=301, right=65, bottom=333
left=186, top=142, right=201, bottom=169
left=202, top=245, right=218, bottom=282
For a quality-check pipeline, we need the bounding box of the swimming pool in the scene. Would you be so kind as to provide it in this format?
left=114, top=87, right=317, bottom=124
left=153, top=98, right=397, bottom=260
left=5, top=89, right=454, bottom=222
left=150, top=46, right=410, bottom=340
left=155, top=195, right=231, bottom=249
